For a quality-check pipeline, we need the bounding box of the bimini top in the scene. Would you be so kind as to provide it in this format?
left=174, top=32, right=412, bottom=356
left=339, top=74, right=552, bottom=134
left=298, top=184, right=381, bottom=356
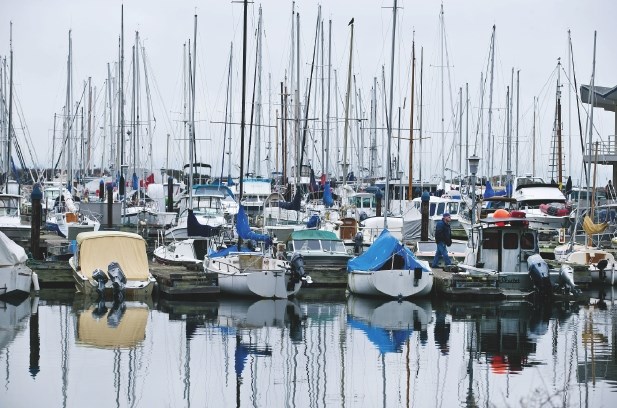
left=289, top=229, right=340, bottom=241
left=75, top=231, right=149, bottom=281
left=347, top=229, right=429, bottom=273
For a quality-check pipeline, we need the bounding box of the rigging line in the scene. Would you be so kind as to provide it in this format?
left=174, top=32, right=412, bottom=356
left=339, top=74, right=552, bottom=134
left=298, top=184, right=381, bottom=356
left=52, top=83, right=87, bottom=172
left=298, top=10, right=321, bottom=177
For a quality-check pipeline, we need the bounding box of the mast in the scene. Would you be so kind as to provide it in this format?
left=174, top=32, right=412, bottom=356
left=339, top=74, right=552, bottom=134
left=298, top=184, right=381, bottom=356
left=586, top=31, right=597, bottom=204
left=516, top=69, right=520, bottom=178
left=325, top=19, right=332, bottom=181
left=407, top=40, right=415, bottom=199
left=189, top=15, right=197, bottom=205
left=487, top=25, right=496, bottom=177
left=342, top=19, right=354, bottom=184
left=120, top=6, right=125, bottom=185
left=5, top=22, right=13, bottom=191
left=239, top=0, right=248, bottom=200
left=419, top=47, right=423, bottom=186
left=384, top=0, right=398, bottom=228
left=556, top=59, right=563, bottom=187
left=532, top=97, right=536, bottom=176
left=254, top=5, right=263, bottom=176
left=295, top=12, right=301, bottom=181
left=439, top=5, right=445, bottom=188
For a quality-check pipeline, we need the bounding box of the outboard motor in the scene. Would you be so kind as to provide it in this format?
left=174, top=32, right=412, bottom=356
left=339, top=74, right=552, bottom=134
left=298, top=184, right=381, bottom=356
left=107, top=261, right=127, bottom=300
left=287, top=253, right=309, bottom=290
left=527, top=254, right=552, bottom=297
left=353, top=231, right=364, bottom=255
left=558, top=264, right=582, bottom=296
left=596, top=259, right=608, bottom=282
left=92, top=268, right=109, bottom=297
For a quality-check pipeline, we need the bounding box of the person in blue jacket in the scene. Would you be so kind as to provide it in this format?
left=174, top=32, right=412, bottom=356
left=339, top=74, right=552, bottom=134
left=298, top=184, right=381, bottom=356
left=431, top=213, right=453, bottom=268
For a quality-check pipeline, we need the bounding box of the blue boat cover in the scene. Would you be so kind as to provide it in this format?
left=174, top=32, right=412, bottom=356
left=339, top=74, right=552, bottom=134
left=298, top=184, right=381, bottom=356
left=483, top=180, right=495, bottom=198
left=237, top=205, right=272, bottom=247
left=347, top=316, right=412, bottom=354
left=306, top=214, right=320, bottom=228
left=347, top=229, right=429, bottom=273
left=323, top=181, right=334, bottom=207
left=187, top=209, right=222, bottom=237
left=279, top=189, right=302, bottom=211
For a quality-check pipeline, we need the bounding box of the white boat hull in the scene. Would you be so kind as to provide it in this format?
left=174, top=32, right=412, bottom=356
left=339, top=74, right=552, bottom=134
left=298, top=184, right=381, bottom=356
left=0, top=264, right=32, bottom=298
left=347, top=268, right=433, bottom=298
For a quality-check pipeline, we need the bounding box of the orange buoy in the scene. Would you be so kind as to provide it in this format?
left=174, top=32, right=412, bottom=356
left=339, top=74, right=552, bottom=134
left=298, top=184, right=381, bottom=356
left=493, top=208, right=510, bottom=226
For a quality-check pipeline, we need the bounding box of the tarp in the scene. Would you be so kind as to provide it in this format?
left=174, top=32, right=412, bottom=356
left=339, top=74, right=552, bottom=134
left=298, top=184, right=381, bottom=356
left=306, top=215, right=320, bottom=228
left=402, top=206, right=423, bottom=242
left=187, top=209, right=223, bottom=237
left=323, top=181, right=334, bottom=207
left=279, top=189, right=302, bottom=211
left=347, top=229, right=429, bottom=272
left=484, top=181, right=495, bottom=198
left=0, top=231, right=27, bottom=266
left=236, top=205, right=272, bottom=247
left=583, top=215, right=608, bottom=235
left=347, top=316, right=412, bottom=354
left=76, top=231, right=150, bottom=281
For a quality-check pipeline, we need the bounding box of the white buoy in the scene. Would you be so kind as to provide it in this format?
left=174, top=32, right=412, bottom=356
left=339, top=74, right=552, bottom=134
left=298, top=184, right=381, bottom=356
left=31, top=271, right=40, bottom=292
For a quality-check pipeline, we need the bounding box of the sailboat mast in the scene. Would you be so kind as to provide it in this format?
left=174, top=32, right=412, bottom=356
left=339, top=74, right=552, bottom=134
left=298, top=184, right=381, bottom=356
left=119, top=6, right=125, bottom=182
left=487, top=25, right=496, bottom=177
left=325, top=19, right=332, bottom=180
left=239, top=0, right=248, bottom=200
left=556, top=59, right=563, bottom=187
left=385, top=0, right=398, bottom=228
left=439, top=5, right=445, bottom=188
left=6, top=22, right=13, bottom=192
left=586, top=31, right=597, bottom=201
left=342, top=20, right=354, bottom=184
left=407, top=41, right=415, bottom=199
left=189, top=15, right=197, bottom=205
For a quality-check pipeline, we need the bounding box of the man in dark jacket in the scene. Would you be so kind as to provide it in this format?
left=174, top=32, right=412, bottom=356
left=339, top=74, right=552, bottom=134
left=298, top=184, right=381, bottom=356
left=431, top=213, right=453, bottom=268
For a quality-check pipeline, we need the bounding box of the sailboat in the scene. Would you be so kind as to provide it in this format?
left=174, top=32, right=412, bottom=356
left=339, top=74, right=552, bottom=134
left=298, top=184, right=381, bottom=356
left=346, top=2, right=433, bottom=299
left=203, top=1, right=309, bottom=299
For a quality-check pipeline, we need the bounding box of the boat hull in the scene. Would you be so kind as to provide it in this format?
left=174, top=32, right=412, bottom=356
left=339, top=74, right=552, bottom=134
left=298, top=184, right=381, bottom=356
left=0, top=264, right=32, bottom=299
left=347, top=268, right=433, bottom=298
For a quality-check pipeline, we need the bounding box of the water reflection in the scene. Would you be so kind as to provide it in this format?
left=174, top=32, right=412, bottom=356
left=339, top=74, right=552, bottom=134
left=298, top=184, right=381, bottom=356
left=347, top=296, right=431, bottom=353
left=0, top=291, right=614, bottom=407
left=73, top=298, right=149, bottom=349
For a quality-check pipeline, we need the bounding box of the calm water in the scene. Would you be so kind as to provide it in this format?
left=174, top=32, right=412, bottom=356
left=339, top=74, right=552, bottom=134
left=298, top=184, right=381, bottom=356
left=1, top=288, right=616, bottom=408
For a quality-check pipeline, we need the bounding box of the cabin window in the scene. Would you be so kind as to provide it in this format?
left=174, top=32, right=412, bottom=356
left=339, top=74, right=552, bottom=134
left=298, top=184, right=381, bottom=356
left=482, top=230, right=500, bottom=249
left=294, top=240, right=321, bottom=251
left=429, top=203, right=436, bottom=216
left=447, top=202, right=459, bottom=215
left=520, top=233, right=535, bottom=250
left=503, top=232, right=519, bottom=249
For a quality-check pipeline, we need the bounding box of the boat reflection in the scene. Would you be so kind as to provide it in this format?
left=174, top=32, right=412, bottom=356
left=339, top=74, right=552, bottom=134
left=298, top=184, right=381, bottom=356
left=436, top=300, right=579, bottom=374
left=0, top=296, right=32, bottom=351
left=346, top=295, right=432, bottom=353
left=74, top=298, right=149, bottom=349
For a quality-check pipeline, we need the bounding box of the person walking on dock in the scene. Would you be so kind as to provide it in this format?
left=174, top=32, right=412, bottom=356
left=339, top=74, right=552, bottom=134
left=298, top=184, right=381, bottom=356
left=431, top=213, right=453, bottom=269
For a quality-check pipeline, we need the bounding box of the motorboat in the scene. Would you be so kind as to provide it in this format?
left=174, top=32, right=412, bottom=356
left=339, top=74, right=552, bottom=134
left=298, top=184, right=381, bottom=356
left=0, top=194, right=31, bottom=241
left=69, top=231, right=156, bottom=299
left=284, top=228, right=352, bottom=272
left=0, top=231, right=35, bottom=299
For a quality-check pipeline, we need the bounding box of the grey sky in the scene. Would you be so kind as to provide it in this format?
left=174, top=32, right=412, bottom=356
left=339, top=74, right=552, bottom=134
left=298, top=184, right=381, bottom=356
left=1, top=0, right=616, bottom=185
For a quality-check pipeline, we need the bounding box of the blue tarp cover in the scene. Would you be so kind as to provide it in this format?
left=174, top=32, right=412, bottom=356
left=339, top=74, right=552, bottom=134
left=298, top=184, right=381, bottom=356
left=187, top=209, right=222, bottom=237
left=236, top=205, right=272, bottom=247
left=208, top=245, right=254, bottom=258
left=347, top=229, right=429, bottom=273
left=323, top=181, right=334, bottom=207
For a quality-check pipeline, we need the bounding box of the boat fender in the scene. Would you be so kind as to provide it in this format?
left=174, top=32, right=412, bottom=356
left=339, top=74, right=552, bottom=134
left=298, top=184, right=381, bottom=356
left=31, top=271, right=40, bottom=293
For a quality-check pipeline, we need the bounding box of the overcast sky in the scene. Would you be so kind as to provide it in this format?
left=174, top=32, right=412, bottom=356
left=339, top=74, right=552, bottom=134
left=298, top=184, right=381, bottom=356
left=1, top=0, right=616, bottom=186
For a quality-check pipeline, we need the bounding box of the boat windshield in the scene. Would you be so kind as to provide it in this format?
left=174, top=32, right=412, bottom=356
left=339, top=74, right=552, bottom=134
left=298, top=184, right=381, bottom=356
left=0, top=197, right=19, bottom=216
left=321, top=240, right=347, bottom=253
left=293, top=240, right=322, bottom=251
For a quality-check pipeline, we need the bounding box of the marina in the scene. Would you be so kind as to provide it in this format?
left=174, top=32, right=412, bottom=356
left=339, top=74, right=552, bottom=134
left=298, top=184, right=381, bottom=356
left=1, top=0, right=617, bottom=405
